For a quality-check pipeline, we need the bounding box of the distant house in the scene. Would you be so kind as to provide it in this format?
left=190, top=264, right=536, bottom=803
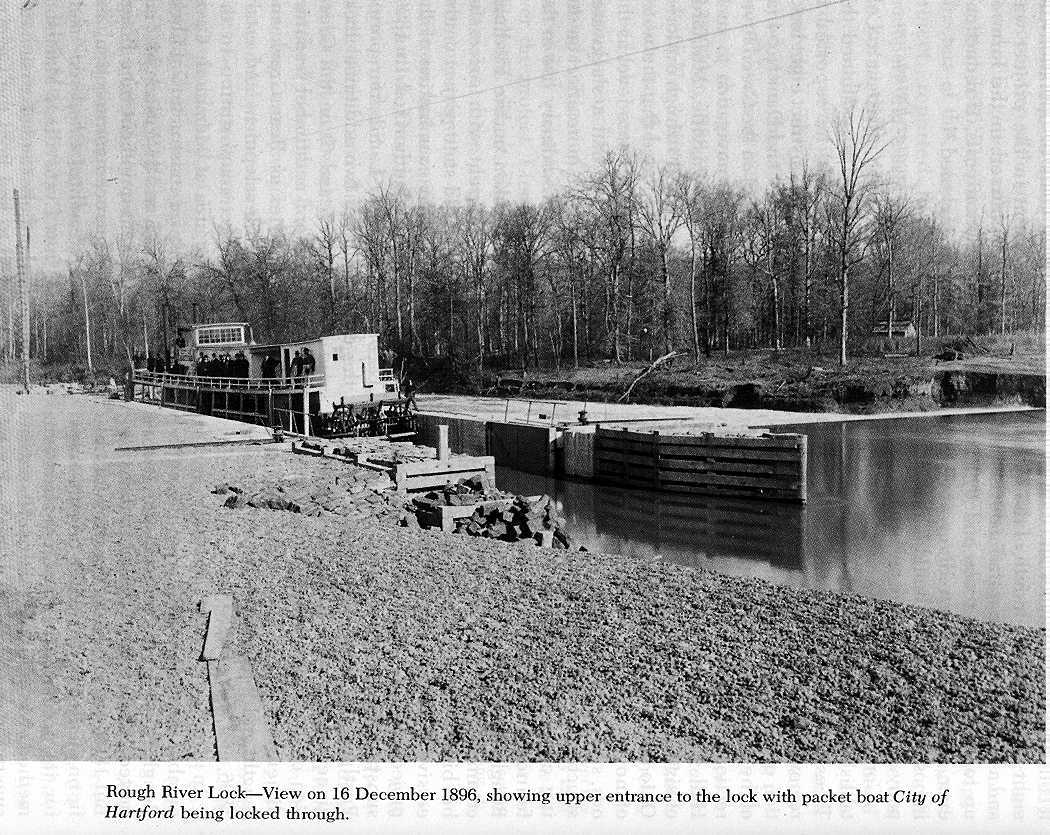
left=872, top=321, right=916, bottom=338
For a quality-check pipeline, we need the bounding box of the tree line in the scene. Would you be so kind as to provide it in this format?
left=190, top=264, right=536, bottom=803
left=2, top=107, right=1045, bottom=378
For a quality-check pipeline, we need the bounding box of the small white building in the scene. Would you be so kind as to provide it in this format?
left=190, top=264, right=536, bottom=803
left=873, top=321, right=917, bottom=339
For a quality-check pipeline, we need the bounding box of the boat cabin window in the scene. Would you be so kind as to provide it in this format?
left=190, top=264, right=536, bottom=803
left=332, top=353, right=338, bottom=361
left=196, top=325, right=244, bottom=346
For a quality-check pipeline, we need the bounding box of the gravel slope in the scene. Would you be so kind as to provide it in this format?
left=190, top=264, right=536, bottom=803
left=1, top=389, right=1043, bottom=762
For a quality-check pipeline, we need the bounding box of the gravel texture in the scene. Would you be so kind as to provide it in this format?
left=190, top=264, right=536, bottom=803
left=1, top=388, right=1043, bottom=762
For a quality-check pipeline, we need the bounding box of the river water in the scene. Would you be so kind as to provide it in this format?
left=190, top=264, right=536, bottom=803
left=497, top=411, right=1046, bottom=627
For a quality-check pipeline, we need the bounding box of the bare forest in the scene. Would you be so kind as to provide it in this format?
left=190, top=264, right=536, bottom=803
left=4, top=114, right=1045, bottom=380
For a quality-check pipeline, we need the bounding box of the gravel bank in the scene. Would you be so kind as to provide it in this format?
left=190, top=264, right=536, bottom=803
left=1, top=389, right=1043, bottom=762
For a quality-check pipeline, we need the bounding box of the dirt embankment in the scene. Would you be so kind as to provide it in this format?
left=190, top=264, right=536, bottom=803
left=461, top=348, right=1045, bottom=414
left=2, top=389, right=1043, bottom=763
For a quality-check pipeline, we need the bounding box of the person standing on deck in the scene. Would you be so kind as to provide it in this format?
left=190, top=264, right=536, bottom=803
left=302, top=347, right=316, bottom=377
left=291, top=350, right=304, bottom=380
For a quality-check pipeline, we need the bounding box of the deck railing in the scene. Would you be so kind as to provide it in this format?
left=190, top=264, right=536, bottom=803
left=132, top=370, right=326, bottom=391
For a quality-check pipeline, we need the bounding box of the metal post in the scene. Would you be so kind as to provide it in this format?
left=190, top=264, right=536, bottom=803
left=13, top=189, right=29, bottom=393
left=437, top=425, right=449, bottom=461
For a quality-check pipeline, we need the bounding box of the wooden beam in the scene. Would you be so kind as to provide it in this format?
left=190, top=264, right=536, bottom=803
left=200, top=595, right=234, bottom=661
left=207, top=655, right=277, bottom=761
left=114, top=438, right=264, bottom=452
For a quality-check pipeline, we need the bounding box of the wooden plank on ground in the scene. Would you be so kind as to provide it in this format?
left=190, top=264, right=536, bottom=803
left=395, top=456, right=495, bottom=476
left=400, top=470, right=488, bottom=491
left=207, top=655, right=277, bottom=761
left=200, top=595, right=234, bottom=661
left=114, top=438, right=264, bottom=452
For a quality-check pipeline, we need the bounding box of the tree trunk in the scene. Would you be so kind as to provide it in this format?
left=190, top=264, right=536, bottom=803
left=771, top=275, right=781, bottom=351
left=1000, top=232, right=1008, bottom=335
left=570, top=279, right=579, bottom=368
left=688, top=237, right=700, bottom=359
left=839, top=261, right=849, bottom=367
left=803, top=222, right=812, bottom=348
left=81, top=273, right=93, bottom=373
left=887, top=236, right=894, bottom=341
left=661, top=244, right=672, bottom=354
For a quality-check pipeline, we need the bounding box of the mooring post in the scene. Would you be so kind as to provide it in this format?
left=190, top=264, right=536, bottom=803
left=652, top=430, right=661, bottom=489
left=438, top=424, right=449, bottom=461
left=302, top=382, right=310, bottom=438
left=798, top=434, right=808, bottom=504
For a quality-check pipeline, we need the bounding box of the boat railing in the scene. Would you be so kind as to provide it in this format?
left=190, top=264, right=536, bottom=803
left=132, top=370, right=326, bottom=391
left=378, top=368, right=396, bottom=383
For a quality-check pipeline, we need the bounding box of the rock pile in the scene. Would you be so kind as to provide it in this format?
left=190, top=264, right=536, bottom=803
left=213, top=471, right=402, bottom=522
left=410, top=482, right=580, bottom=549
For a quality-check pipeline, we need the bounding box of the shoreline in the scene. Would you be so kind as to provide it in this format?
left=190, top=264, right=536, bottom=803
left=1, top=390, right=1043, bottom=762
left=416, top=393, right=1044, bottom=432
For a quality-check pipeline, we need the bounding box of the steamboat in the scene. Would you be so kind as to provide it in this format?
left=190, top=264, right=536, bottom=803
left=129, top=322, right=414, bottom=438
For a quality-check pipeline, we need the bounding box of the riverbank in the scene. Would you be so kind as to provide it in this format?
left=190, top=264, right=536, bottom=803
left=456, top=344, right=1045, bottom=415
left=0, top=388, right=1043, bottom=762
left=417, top=393, right=1042, bottom=432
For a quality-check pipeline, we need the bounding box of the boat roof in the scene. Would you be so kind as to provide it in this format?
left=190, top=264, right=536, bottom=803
left=250, top=333, right=379, bottom=351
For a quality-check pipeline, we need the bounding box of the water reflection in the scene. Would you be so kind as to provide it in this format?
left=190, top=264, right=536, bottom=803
left=497, top=412, right=1045, bottom=627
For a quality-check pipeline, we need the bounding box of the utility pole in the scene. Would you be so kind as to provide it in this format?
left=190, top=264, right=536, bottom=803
left=13, top=188, right=29, bottom=393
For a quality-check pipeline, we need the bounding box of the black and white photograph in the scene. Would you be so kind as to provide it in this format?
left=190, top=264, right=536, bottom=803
left=0, top=0, right=1045, bottom=832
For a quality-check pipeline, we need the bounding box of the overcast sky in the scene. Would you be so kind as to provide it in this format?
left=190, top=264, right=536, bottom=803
left=0, top=0, right=1044, bottom=271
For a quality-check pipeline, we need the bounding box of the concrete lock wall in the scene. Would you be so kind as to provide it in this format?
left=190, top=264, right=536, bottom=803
left=415, top=413, right=489, bottom=456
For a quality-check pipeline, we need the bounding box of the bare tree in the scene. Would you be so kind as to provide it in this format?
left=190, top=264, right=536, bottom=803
left=829, top=105, right=889, bottom=365
left=998, top=213, right=1012, bottom=335
left=791, top=161, right=826, bottom=348
left=572, top=147, right=642, bottom=362
left=315, top=214, right=338, bottom=308
left=743, top=190, right=785, bottom=351
left=69, top=254, right=92, bottom=373
left=872, top=190, right=911, bottom=341
left=637, top=162, right=685, bottom=354
left=674, top=171, right=707, bottom=359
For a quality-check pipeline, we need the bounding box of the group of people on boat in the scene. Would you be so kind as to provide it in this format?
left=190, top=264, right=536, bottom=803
left=196, top=351, right=250, bottom=378
left=133, top=340, right=319, bottom=383
left=259, top=348, right=316, bottom=380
